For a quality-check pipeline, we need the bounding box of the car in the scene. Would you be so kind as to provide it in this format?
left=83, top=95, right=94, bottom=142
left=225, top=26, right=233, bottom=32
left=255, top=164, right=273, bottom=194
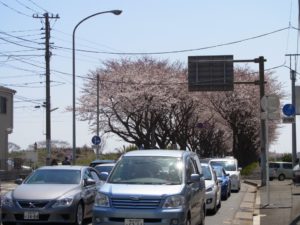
left=211, top=165, right=231, bottom=200
left=93, top=149, right=206, bottom=225
left=1, top=165, right=102, bottom=225
left=269, top=161, right=293, bottom=181
left=94, top=163, right=116, bottom=180
left=210, top=157, right=241, bottom=192
left=89, top=159, right=116, bottom=167
left=201, top=162, right=222, bottom=214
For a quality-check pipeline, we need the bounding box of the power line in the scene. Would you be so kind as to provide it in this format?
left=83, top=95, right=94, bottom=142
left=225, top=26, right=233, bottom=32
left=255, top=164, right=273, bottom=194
left=0, top=0, right=31, bottom=17
left=15, top=0, right=39, bottom=13
left=53, top=26, right=290, bottom=55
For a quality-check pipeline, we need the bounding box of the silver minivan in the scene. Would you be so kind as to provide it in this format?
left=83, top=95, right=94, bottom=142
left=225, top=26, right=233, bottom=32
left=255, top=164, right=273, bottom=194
left=269, top=162, right=293, bottom=181
left=93, top=150, right=206, bottom=225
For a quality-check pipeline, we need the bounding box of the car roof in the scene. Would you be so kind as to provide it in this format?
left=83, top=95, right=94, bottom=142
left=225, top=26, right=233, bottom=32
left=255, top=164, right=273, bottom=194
left=38, top=165, right=88, bottom=170
left=94, top=163, right=116, bottom=167
left=123, top=150, right=187, bottom=157
left=210, top=158, right=237, bottom=162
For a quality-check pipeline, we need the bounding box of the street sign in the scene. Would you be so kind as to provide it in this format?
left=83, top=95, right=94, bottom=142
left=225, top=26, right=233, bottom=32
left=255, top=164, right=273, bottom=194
left=260, top=95, right=280, bottom=120
left=188, top=55, right=234, bottom=91
left=91, top=135, right=101, bottom=145
left=282, top=117, right=295, bottom=123
left=282, top=104, right=295, bottom=117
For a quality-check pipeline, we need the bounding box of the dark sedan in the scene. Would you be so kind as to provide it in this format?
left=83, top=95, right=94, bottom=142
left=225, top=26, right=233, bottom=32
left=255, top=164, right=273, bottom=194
left=1, top=165, right=102, bottom=225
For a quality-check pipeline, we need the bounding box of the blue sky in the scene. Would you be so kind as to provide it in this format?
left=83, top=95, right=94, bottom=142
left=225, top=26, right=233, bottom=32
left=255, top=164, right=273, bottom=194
left=1, top=0, right=299, bottom=153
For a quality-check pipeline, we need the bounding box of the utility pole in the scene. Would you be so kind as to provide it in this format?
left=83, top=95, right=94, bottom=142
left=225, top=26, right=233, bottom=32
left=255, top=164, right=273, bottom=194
left=33, top=13, right=59, bottom=165
left=285, top=54, right=298, bottom=167
left=96, top=74, right=100, bottom=159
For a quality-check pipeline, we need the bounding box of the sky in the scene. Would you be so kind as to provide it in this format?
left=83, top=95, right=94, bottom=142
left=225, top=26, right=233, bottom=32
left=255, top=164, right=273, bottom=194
left=0, top=0, right=299, bottom=154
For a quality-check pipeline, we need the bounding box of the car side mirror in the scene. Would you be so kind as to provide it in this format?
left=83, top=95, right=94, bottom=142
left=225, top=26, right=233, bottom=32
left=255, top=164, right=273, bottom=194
left=84, top=178, right=96, bottom=186
left=190, top=174, right=200, bottom=183
left=15, top=178, right=23, bottom=185
left=99, top=172, right=109, bottom=181
left=217, top=178, right=222, bottom=183
left=238, top=167, right=242, bottom=171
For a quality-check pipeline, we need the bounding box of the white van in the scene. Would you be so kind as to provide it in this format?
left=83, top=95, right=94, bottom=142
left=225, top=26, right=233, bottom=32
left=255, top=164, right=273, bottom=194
left=209, top=157, right=241, bottom=192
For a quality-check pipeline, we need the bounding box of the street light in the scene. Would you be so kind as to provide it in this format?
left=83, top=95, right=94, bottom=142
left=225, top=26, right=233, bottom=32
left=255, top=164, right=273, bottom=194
left=72, top=10, right=122, bottom=165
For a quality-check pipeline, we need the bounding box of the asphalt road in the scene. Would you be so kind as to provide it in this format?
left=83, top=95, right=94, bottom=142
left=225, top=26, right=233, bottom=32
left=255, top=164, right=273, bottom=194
left=205, top=182, right=250, bottom=225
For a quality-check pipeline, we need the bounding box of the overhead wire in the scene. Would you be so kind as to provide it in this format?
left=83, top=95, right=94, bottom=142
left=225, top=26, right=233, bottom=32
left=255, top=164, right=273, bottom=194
left=0, top=0, right=32, bottom=17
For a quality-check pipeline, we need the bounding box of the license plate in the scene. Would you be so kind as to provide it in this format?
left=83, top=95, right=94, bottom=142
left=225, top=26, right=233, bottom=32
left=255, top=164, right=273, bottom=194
left=125, top=219, right=144, bottom=225
left=24, top=211, right=39, bottom=220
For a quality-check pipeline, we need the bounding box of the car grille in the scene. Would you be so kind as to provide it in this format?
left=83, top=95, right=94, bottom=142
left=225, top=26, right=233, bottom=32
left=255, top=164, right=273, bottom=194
left=17, top=200, right=49, bottom=209
left=111, top=197, right=161, bottom=209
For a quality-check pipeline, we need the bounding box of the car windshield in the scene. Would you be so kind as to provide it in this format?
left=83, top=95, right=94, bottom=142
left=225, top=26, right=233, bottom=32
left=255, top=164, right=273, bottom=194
left=213, top=167, right=223, bottom=177
left=108, top=156, right=183, bottom=185
left=25, top=169, right=81, bottom=184
left=95, top=165, right=114, bottom=174
left=210, top=160, right=237, bottom=171
left=201, top=165, right=212, bottom=180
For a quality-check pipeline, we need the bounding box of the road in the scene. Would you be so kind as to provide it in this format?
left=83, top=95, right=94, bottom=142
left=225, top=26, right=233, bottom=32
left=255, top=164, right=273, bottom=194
left=206, top=182, right=254, bottom=225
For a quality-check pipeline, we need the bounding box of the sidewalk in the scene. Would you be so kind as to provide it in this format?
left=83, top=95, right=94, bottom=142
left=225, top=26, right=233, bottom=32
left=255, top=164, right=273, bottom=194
left=246, top=179, right=300, bottom=225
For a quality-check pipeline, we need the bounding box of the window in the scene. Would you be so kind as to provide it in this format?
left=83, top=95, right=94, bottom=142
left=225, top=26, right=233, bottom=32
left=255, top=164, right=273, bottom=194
left=283, top=163, right=292, bottom=169
left=0, top=96, right=7, bottom=114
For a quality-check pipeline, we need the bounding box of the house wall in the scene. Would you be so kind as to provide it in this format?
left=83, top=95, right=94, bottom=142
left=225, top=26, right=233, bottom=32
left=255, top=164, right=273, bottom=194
left=0, top=86, right=16, bottom=170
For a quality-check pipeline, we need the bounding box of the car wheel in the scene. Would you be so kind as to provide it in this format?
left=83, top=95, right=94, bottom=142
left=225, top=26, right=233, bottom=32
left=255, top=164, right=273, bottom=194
left=211, top=197, right=218, bottom=214
left=223, top=190, right=228, bottom=200
left=228, top=184, right=231, bottom=197
left=74, top=203, right=84, bottom=225
left=278, top=174, right=285, bottom=181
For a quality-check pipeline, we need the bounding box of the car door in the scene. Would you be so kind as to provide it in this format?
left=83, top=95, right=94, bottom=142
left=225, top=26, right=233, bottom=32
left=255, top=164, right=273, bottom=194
left=186, top=157, right=202, bottom=225
left=82, top=168, right=99, bottom=217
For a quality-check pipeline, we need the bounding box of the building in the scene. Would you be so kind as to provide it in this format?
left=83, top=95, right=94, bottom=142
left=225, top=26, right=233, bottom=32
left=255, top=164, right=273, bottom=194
left=0, top=86, right=16, bottom=170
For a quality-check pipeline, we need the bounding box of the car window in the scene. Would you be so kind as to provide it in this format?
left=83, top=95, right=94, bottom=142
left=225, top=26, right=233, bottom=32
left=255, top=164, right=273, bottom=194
left=108, top=156, right=183, bottom=185
left=25, top=169, right=81, bottom=184
left=269, top=163, right=280, bottom=169
left=201, top=165, right=212, bottom=180
left=210, top=160, right=237, bottom=171
left=90, top=169, right=101, bottom=182
left=283, top=163, right=292, bottom=169
left=186, top=158, right=196, bottom=182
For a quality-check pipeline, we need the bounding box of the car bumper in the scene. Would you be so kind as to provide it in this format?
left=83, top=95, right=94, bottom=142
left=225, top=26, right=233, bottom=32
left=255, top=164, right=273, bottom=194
left=205, top=191, right=216, bottom=210
left=1, top=204, right=78, bottom=224
left=230, top=178, right=240, bottom=191
left=93, top=206, right=187, bottom=225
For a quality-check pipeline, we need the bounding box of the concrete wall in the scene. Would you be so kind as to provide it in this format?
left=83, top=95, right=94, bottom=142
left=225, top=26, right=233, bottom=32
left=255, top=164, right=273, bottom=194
left=0, top=86, right=16, bottom=170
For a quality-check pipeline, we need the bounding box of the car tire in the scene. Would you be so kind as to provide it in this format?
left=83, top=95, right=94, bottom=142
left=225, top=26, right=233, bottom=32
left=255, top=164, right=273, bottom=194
left=278, top=174, right=285, bottom=181
left=211, top=197, right=218, bottom=214
left=74, top=202, right=84, bottom=225
left=2, top=222, right=16, bottom=225
left=223, top=190, right=228, bottom=200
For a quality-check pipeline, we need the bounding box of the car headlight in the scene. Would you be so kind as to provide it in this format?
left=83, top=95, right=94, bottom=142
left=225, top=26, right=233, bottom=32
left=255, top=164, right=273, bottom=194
left=231, top=174, right=238, bottom=180
left=52, top=197, right=74, bottom=208
left=162, top=195, right=185, bottom=209
left=94, top=192, right=110, bottom=207
left=206, top=185, right=213, bottom=192
left=1, top=193, right=14, bottom=207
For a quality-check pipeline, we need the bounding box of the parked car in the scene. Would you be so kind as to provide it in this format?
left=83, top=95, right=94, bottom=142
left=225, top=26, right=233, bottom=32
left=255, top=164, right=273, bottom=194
left=211, top=165, right=231, bottom=200
left=210, top=157, right=241, bottom=192
left=89, top=159, right=116, bottom=167
left=269, top=161, right=293, bottom=181
left=1, top=165, right=102, bottom=225
left=201, top=162, right=221, bottom=214
left=293, top=164, right=300, bottom=185
left=94, top=163, right=116, bottom=180
left=93, top=150, right=206, bottom=225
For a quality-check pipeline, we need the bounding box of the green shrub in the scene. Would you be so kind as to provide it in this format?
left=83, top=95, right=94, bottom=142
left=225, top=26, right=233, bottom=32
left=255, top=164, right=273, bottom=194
left=241, top=162, right=258, bottom=176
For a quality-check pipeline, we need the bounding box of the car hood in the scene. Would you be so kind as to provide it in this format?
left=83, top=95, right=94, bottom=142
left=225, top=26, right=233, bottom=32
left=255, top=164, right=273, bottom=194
left=12, top=184, right=79, bottom=200
left=101, top=183, right=184, bottom=197
left=204, top=180, right=215, bottom=188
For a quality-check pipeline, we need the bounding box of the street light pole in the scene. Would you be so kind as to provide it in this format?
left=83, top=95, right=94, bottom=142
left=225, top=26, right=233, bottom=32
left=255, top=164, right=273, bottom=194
left=72, top=10, right=122, bottom=165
